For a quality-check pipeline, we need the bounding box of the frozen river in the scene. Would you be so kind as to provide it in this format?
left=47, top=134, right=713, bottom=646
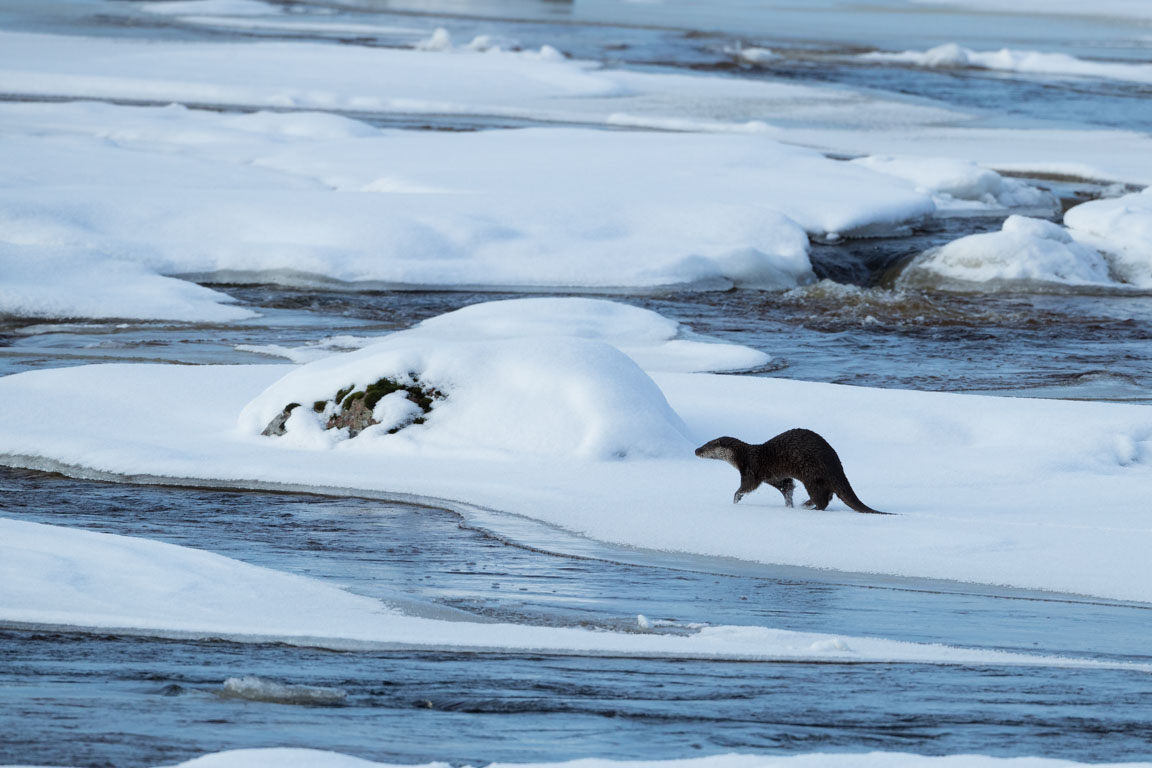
left=2, top=467, right=1151, bottom=767
left=2, top=0, right=1152, bottom=765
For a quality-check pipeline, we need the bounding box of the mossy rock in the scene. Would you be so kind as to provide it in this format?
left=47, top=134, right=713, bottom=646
left=263, top=376, right=444, bottom=439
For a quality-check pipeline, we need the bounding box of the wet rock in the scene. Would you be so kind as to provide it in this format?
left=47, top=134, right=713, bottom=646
left=261, top=403, right=300, bottom=437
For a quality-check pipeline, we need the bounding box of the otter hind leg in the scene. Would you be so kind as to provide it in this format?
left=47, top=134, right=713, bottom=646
left=801, top=480, right=833, bottom=511
left=769, top=478, right=795, bottom=508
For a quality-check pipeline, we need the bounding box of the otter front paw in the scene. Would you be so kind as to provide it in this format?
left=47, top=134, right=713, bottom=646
left=733, top=492, right=744, bottom=504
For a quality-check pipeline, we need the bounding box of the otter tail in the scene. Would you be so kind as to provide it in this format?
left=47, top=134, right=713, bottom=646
left=833, top=476, right=892, bottom=516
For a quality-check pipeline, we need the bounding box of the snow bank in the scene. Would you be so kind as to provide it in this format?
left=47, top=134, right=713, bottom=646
left=785, top=125, right=1152, bottom=188
left=863, top=43, right=1152, bottom=84
left=401, top=298, right=770, bottom=374
left=238, top=334, right=695, bottom=461
left=0, top=244, right=255, bottom=322
left=1, top=101, right=955, bottom=294
left=7, top=515, right=1129, bottom=667
left=1, top=310, right=1151, bottom=602
left=850, top=156, right=1056, bottom=212
left=899, top=216, right=1115, bottom=291
left=0, top=29, right=960, bottom=133
left=138, top=749, right=1152, bottom=768
left=137, top=0, right=281, bottom=15
left=1064, top=188, right=1152, bottom=288
left=236, top=299, right=769, bottom=372
left=907, top=0, right=1152, bottom=21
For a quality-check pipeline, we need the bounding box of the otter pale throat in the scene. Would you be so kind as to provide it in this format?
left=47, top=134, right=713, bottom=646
left=695, top=428, right=889, bottom=515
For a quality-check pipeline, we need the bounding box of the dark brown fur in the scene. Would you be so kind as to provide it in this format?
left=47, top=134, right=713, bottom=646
left=695, top=428, right=888, bottom=514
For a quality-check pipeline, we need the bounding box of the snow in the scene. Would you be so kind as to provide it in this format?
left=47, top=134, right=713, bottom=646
left=0, top=243, right=255, bottom=323
left=787, top=126, right=1152, bottom=187
left=389, top=298, right=771, bottom=374
left=2, top=302, right=1151, bottom=604
left=850, top=156, right=1057, bottom=212
left=907, top=0, right=1152, bottom=21
left=1063, top=188, right=1152, bottom=288
left=8, top=515, right=1140, bottom=668
left=900, top=216, right=1115, bottom=291
left=235, top=298, right=770, bottom=373
left=137, top=0, right=281, bottom=15
left=158, top=751, right=1152, bottom=768
left=1, top=98, right=976, bottom=305
left=863, top=43, right=1152, bottom=84
left=239, top=335, right=695, bottom=460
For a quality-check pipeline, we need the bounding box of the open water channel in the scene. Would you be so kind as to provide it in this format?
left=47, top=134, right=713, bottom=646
left=3, top=0, right=1152, bottom=765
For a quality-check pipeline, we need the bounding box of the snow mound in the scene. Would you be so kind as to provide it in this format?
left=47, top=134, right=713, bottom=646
left=235, top=299, right=769, bottom=372
left=851, top=155, right=1056, bottom=212
left=410, top=298, right=771, bottom=373
left=863, top=43, right=1152, bottom=84
left=239, top=335, right=695, bottom=461
left=1064, top=188, right=1152, bottom=288
left=0, top=243, right=255, bottom=322
left=899, top=216, right=1114, bottom=291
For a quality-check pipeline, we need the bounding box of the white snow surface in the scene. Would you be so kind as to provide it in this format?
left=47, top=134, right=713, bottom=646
left=235, top=299, right=769, bottom=373
left=7, top=515, right=1134, bottom=668
left=900, top=216, right=1116, bottom=291
left=0, top=244, right=254, bottom=322
left=1, top=303, right=1151, bottom=603
left=850, top=156, right=1056, bottom=212
left=151, top=751, right=1152, bottom=768
left=137, top=0, right=281, bottom=15
left=1063, top=188, right=1152, bottom=288
left=239, top=334, right=695, bottom=461
left=0, top=99, right=981, bottom=300
left=863, top=43, right=1152, bottom=84
left=907, top=0, right=1152, bottom=21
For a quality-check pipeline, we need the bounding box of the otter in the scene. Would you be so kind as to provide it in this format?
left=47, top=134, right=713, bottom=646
left=695, top=428, right=888, bottom=514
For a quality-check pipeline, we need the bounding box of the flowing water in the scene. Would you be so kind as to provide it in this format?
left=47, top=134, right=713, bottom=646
left=3, top=0, right=1152, bottom=765
left=2, top=467, right=1151, bottom=767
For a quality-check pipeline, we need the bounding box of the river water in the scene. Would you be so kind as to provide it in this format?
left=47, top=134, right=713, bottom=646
left=2, top=467, right=1151, bottom=767
left=3, top=0, right=1152, bottom=765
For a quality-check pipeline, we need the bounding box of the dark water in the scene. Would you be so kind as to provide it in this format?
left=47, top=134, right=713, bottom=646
left=3, top=467, right=1152, bottom=767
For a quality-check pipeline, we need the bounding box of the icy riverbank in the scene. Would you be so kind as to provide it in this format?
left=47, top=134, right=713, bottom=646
left=2, top=300, right=1149, bottom=603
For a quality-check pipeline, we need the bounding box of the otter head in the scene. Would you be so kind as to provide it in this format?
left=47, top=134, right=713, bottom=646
left=694, top=436, right=745, bottom=468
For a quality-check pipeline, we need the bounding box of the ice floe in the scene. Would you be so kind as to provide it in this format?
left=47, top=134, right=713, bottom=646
left=850, top=156, right=1057, bottom=213
left=2, top=99, right=978, bottom=307
left=11, top=514, right=1146, bottom=668
left=1064, top=188, right=1152, bottom=288
left=863, top=43, right=1152, bottom=84
left=1, top=302, right=1150, bottom=603
left=907, top=0, right=1152, bottom=21
left=158, top=750, right=1152, bottom=768
left=0, top=244, right=255, bottom=323
left=240, top=299, right=770, bottom=374
left=899, top=216, right=1115, bottom=291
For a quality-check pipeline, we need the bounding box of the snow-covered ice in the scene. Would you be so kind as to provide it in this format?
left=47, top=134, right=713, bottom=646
left=9, top=514, right=1140, bottom=668
left=120, top=750, right=1152, bottom=768
left=1, top=301, right=1150, bottom=603
left=1063, top=188, right=1152, bottom=288
left=240, top=299, right=770, bottom=373
left=907, top=0, right=1152, bottom=21
left=0, top=243, right=254, bottom=322
left=900, top=216, right=1116, bottom=291
left=850, top=156, right=1057, bottom=213
left=1, top=98, right=995, bottom=311
left=863, top=43, right=1152, bottom=84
